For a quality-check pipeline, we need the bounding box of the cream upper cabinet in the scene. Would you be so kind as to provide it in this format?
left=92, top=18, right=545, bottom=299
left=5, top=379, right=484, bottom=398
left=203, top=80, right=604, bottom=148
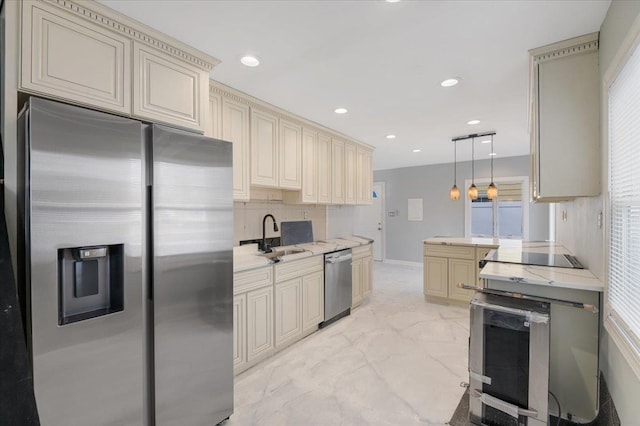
left=529, top=32, right=600, bottom=202
left=206, top=90, right=222, bottom=139
left=317, top=133, right=332, bottom=204
left=222, top=97, right=250, bottom=201
left=357, top=146, right=373, bottom=205
left=279, top=119, right=302, bottom=190
left=251, top=108, right=279, bottom=187
left=331, top=138, right=346, bottom=204
left=344, top=143, right=357, bottom=205
left=301, top=128, right=318, bottom=203
left=20, top=1, right=217, bottom=131
left=21, top=0, right=131, bottom=114
left=133, top=41, right=208, bottom=132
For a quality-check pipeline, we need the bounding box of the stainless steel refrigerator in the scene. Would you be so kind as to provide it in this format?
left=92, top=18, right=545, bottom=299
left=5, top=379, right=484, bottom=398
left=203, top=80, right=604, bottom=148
left=17, top=97, right=233, bottom=425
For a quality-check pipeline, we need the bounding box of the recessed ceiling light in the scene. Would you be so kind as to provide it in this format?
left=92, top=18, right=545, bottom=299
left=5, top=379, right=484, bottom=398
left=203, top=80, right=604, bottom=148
left=240, top=56, right=260, bottom=67
left=334, top=107, right=348, bottom=114
left=440, top=78, right=459, bottom=87
left=412, top=149, right=421, bottom=153
left=386, top=0, right=401, bottom=3
left=386, top=134, right=396, bottom=139
left=481, top=139, right=492, bottom=144
left=467, top=120, right=480, bottom=125
left=489, top=152, right=497, bottom=156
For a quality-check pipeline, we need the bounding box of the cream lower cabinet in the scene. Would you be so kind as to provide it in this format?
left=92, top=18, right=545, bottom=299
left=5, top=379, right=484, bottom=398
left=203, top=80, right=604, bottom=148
left=274, top=256, right=324, bottom=349
left=352, top=244, right=373, bottom=308
left=233, top=294, right=247, bottom=369
left=247, top=286, right=274, bottom=362
left=423, top=243, right=497, bottom=303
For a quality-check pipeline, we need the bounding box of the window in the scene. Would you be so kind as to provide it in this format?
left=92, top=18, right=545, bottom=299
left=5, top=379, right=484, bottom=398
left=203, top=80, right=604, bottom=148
left=465, top=177, right=529, bottom=239
left=606, top=35, right=640, bottom=375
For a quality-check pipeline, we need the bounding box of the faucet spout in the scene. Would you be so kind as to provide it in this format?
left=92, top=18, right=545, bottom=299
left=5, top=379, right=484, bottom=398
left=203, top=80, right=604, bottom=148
left=262, top=214, right=278, bottom=252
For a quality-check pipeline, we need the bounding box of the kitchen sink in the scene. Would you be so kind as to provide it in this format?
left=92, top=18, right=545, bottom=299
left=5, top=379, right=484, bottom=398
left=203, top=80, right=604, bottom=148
left=258, top=248, right=306, bottom=259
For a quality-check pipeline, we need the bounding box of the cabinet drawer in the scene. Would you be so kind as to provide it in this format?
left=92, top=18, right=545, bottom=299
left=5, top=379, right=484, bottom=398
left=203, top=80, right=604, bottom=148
left=234, top=266, right=273, bottom=294
left=275, top=255, right=323, bottom=282
left=352, top=245, right=371, bottom=260
left=424, top=244, right=475, bottom=260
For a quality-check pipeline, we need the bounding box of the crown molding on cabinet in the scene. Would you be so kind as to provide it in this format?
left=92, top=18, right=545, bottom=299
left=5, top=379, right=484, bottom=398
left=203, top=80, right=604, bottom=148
left=209, top=80, right=375, bottom=150
left=530, top=31, right=599, bottom=64
left=41, top=0, right=220, bottom=71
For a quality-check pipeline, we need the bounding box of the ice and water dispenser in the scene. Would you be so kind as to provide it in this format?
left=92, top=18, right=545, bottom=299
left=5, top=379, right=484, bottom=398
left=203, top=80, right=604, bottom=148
left=58, top=244, right=124, bottom=325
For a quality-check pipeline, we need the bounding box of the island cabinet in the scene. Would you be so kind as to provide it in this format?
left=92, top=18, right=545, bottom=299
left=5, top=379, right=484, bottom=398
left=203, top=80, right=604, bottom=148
left=20, top=0, right=217, bottom=132
left=352, top=244, right=373, bottom=308
left=423, top=242, right=498, bottom=304
left=529, top=32, right=600, bottom=201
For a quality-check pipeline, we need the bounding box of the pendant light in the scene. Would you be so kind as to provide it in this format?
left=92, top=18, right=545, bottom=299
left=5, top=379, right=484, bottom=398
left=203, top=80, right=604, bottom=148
left=449, top=140, right=460, bottom=200
left=487, top=134, right=498, bottom=199
left=468, top=136, right=478, bottom=200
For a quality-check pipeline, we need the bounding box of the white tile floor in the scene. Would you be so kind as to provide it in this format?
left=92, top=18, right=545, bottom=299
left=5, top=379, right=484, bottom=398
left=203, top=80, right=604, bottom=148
left=228, top=262, right=470, bottom=426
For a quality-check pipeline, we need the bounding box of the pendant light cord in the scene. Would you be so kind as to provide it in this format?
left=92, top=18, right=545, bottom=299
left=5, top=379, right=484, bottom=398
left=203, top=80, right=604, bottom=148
left=453, top=141, right=457, bottom=185
left=490, top=135, right=494, bottom=182
left=471, top=137, right=475, bottom=184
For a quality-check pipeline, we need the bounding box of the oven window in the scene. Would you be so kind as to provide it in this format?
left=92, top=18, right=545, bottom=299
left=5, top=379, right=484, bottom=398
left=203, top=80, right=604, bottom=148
left=483, top=309, right=530, bottom=425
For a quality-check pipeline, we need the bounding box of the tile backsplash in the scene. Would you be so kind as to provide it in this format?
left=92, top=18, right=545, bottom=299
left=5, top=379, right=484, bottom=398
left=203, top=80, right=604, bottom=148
left=233, top=201, right=327, bottom=246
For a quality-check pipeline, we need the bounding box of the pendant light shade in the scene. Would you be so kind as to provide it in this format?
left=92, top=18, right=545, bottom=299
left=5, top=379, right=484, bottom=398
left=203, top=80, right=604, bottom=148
left=486, top=135, right=498, bottom=199
left=450, top=185, right=460, bottom=200
left=450, top=140, right=460, bottom=200
left=468, top=183, right=478, bottom=200
left=468, top=136, right=477, bottom=200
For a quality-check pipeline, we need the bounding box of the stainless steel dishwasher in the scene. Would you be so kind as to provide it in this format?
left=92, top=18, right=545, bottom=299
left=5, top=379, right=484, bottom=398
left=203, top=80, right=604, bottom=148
left=320, top=248, right=353, bottom=328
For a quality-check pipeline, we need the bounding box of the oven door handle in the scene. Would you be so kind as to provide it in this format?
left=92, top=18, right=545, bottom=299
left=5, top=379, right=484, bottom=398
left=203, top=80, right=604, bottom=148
left=470, top=389, right=538, bottom=419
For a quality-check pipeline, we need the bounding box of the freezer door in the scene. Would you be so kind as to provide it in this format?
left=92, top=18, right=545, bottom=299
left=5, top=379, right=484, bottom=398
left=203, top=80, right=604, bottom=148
left=23, top=98, right=144, bottom=425
left=152, top=125, right=233, bottom=425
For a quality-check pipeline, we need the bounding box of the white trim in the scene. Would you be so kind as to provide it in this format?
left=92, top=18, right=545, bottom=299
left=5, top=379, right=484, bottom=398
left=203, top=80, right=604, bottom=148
left=373, top=181, right=386, bottom=262
left=603, top=12, right=640, bottom=381
left=383, top=259, right=423, bottom=268
left=464, top=175, right=530, bottom=240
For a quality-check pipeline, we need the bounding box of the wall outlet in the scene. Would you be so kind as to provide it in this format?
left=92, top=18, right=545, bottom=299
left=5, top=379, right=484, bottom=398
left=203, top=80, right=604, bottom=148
left=303, top=211, right=309, bottom=220
left=598, top=211, right=603, bottom=229
left=562, top=210, right=568, bottom=222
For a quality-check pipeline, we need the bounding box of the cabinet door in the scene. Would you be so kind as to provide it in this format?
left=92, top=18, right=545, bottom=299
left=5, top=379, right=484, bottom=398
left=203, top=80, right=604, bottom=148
left=362, top=256, right=373, bottom=297
left=133, top=41, right=207, bottom=132
left=21, top=1, right=131, bottom=114
left=251, top=109, right=279, bottom=187
left=352, top=258, right=363, bottom=307
left=223, top=98, right=250, bottom=201
left=317, top=133, right=332, bottom=204
left=275, top=278, right=302, bottom=348
left=344, top=143, right=357, bottom=204
left=279, top=119, right=302, bottom=190
left=233, top=294, right=247, bottom=370
left=247, top=286, right=273, bottom=361
left=424, top=256, right=448, bottom=298
left=331, top=138, right=346, bottom=204
left=356, top=147, right=373, bottom=205
left=301, top=128, right=318, bottom=203
left=302, top=271, right=324, bottom=332
left=206, top=90, right=222, bottom=139
left=448, top=258, right=476, bottom=302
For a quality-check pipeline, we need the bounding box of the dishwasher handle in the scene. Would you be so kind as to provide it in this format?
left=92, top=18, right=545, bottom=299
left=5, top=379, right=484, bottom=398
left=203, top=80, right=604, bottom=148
left=326, top=254, right=352, bottom=264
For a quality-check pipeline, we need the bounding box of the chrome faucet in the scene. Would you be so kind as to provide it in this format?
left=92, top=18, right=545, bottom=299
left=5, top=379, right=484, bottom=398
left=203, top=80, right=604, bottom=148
left=261, top=214, right=279, bottom=252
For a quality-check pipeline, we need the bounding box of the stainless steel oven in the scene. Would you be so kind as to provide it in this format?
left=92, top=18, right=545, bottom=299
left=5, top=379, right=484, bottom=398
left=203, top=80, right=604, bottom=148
left=469, top=292, right=550, bottom=426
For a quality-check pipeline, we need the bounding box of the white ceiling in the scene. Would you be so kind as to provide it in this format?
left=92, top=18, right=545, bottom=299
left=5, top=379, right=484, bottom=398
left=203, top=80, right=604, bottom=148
left=100, top=0, right=610, bottom=170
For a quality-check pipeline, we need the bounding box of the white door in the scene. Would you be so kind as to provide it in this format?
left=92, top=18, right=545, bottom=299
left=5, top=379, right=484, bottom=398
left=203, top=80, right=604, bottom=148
left=354, top=181, right=385, bottom=261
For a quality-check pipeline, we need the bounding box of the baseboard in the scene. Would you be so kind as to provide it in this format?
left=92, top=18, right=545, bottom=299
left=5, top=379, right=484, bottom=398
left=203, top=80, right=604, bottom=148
left=383, top=259, right=423, bottom=267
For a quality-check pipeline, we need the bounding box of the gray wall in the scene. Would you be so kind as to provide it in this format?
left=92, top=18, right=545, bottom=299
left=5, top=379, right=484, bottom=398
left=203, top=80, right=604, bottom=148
left=374, top=155, right=549, bottom=263
left=555, top=2, right=640, bottom=423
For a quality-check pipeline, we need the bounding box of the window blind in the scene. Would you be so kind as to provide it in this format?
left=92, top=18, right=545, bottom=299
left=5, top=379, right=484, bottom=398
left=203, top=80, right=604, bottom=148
left=608, top=38, right=640, bottom=355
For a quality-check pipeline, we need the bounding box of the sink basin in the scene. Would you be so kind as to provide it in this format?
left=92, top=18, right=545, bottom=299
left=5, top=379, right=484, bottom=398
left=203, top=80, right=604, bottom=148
left=258, top=248, right=305, bottom=260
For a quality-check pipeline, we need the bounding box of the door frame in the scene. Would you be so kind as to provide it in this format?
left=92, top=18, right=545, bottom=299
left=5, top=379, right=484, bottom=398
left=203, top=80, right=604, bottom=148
left=373, top=181, right=386, bottom=262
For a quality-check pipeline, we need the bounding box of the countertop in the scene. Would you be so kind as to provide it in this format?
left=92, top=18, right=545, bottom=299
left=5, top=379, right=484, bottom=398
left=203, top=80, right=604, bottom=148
left=423, top=237, right=604, bottom=292
left=233, top=236, right=373, bottom=273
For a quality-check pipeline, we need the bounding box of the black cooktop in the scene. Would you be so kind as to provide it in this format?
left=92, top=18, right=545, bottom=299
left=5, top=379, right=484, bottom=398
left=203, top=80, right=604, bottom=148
left=483, top=251, right=584, bottom=269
